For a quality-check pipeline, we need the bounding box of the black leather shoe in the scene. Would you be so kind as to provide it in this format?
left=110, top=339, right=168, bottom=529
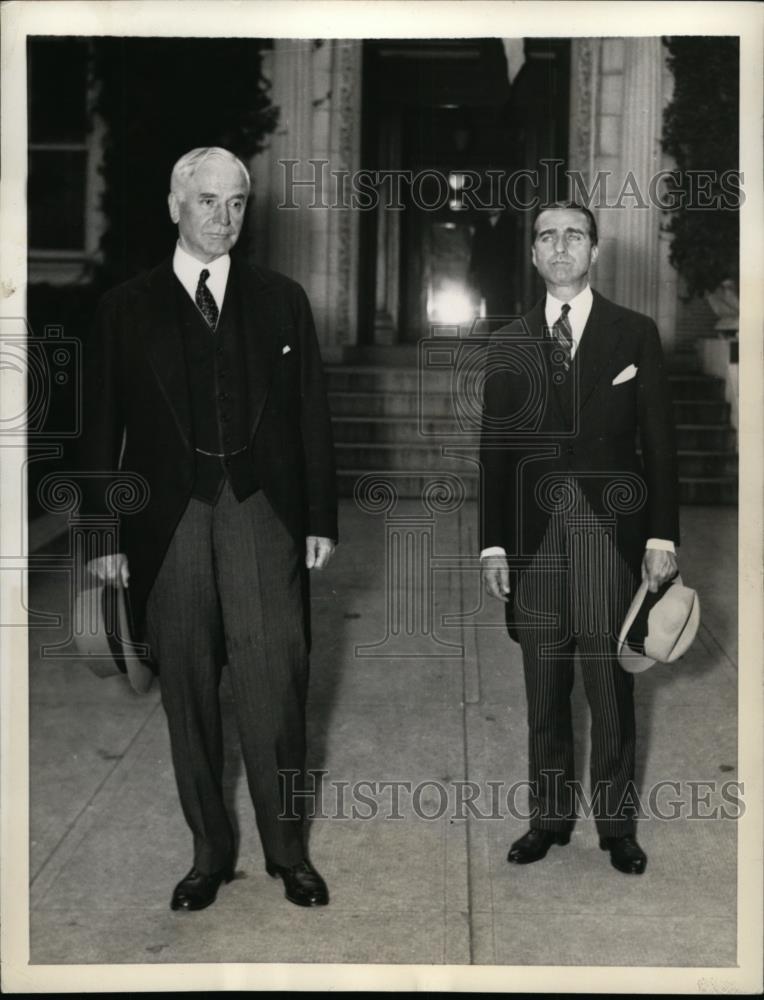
left=170, top=865, right=234, bottom=911
left=599, top=834, right=647, bottom=874
left=266, top=858, right=329, bottom=907
left=507, top=828, right=571, bottom=864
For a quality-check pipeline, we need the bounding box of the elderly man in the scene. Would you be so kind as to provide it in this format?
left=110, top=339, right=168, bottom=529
left=480, top=201, right=679, bottom=875
left=80, top=147, right=338, bottom=910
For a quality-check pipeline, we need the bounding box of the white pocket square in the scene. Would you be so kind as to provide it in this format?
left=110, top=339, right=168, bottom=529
left=282, top=345, right=291, bottom=355
left=612, top=364, right=638, bottom=385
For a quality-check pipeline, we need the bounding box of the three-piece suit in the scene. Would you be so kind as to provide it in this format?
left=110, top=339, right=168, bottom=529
left=79, top=253, right=337, bottom=871
left=479, top=288, right=679, bottom=834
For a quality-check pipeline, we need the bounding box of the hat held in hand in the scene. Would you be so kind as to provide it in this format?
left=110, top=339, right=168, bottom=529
left=74, top=576, right=155, bottom=694
left=617, top=574, right=700, bottom=674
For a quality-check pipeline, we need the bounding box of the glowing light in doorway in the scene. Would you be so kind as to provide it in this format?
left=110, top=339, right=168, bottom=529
left=428, top=281, right=478, bottom=325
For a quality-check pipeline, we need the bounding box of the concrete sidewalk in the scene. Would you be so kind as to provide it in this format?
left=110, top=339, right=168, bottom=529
left=28, top=501, right=737, bottom=966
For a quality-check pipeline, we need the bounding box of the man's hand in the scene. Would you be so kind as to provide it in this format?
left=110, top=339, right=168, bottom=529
left=482, top=553, right=510, bottom=602
left=641, top=547, right=678, bottom=594
left=86, top=553, right=130, bottom=588
left=306, top=536, right=335, bottom=570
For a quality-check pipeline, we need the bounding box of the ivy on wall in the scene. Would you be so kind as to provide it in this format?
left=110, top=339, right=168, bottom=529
left=661, top=37, right=739, bottom=297
left=93, top=37, right=279, bottom=286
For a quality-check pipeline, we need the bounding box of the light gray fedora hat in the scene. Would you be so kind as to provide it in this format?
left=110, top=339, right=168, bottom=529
left=617, top=574, right=700, bottom=674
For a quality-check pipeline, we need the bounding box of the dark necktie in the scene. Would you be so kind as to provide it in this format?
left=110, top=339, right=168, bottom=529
left=195, top=269, right=219, bottom=329
left=550, top=302, right=573, bottom=371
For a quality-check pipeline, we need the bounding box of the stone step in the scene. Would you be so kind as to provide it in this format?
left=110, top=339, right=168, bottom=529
left=332, top=416, right=475, bottom=443
left=673, top=451, right=738, bottom=477
left=337, top=471, right=737, bottom=505
left=329, top=391, right=732, bottom=424
left=326, top=367, right=451, bottom=394
left=326, top=363, right=737, bottom=505
left=333, top=442, right=738, bottom=477
left=334, top=443, right=477, bottom=472
left=665, top=350, right=702, bottom=373
left=330, top=391, right=456, bottom=419
left=673, top=425, right=737, bottom=451
left=679, top=478, right=738, bottom=505
left=672, top=399, right=731, bottom=424
left=331, top=416, right=736, bottom=451
left=342, top=345, right=422, bottom=366
left=665, top=374, right=727, bottom=401
left=325, top=366, right=727, bottom=400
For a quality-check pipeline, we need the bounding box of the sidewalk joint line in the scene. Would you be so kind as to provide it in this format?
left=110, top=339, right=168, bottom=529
left=30, top=697, right=163, bottom=897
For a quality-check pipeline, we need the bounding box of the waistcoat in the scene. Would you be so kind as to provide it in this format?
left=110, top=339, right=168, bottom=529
left=175, top=270, right=260, bottom=503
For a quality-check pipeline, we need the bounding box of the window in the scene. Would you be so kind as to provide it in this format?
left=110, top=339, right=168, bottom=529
left=27, top=37, right=103, bottom=283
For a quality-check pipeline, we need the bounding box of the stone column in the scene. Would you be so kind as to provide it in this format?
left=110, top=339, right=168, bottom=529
left=249, top=39, right=363, bottom=361
left=252, top=40, right=315, bottom=290
left=655, top=49, right=679, bottom=354
left=373, top=110, right=402, bottom=344
left=568, top=37, right=600, bottom=179
left=320, top=39, right=363, bottom=358
left=612, top=38, right=664, bottom=321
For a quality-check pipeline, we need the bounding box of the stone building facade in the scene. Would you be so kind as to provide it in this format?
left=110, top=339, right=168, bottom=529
left=247, top=36, right=702, bottom=361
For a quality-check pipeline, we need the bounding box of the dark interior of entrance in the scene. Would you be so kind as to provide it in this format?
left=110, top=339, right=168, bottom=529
left=358, top=38, right=571, bottom=347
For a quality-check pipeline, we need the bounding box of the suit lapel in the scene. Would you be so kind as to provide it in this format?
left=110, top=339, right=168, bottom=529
left=230, top=257, right=280, bottom=443
left=574, top=291, right=624, bottom=414
left=139, top=256, right=300, bottom=452
left=143, top=259, right=193, bottom=450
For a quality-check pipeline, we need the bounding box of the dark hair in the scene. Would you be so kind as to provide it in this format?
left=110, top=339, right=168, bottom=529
left=533, top=201, right=598, bottom=246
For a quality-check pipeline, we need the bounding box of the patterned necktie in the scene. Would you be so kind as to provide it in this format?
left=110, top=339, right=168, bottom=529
left=550, top=302, right=573, bottom=371
left=195, top=269, right=219, bottom=329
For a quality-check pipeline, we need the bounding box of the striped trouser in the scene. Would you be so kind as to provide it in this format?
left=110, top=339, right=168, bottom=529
left=144, top=481, right=309, bottom=873
left=513, top=480, right=639, bottom=837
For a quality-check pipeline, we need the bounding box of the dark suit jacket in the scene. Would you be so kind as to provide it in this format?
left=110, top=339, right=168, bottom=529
left=479, top=290, right=679, bottom=586
left=78, top=255, right=338, bottom=635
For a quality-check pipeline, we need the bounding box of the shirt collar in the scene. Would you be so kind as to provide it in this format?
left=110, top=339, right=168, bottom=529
left=544, top=283, right=593, bottom=324
left=172, top=243, right=231, bottom=311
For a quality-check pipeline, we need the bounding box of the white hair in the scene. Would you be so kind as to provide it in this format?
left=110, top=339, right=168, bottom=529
left=170, top=147, right=251, bottom=199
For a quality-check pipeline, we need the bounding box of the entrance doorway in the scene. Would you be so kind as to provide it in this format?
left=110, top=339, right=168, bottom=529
left=358, top=38, right=571, bottom=346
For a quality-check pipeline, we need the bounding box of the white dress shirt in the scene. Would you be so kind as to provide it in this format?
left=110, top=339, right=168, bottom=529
left=480, top=283, right=675, bottom=559
left=172, top=243, right=230, bottom=315
left=545, top=283, right=593, bottom=360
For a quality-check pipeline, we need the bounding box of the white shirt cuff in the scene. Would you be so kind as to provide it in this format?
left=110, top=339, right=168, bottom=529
left=482, top=541, right=674, bottom=557
left=646, top=538, right=676, bottom=554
